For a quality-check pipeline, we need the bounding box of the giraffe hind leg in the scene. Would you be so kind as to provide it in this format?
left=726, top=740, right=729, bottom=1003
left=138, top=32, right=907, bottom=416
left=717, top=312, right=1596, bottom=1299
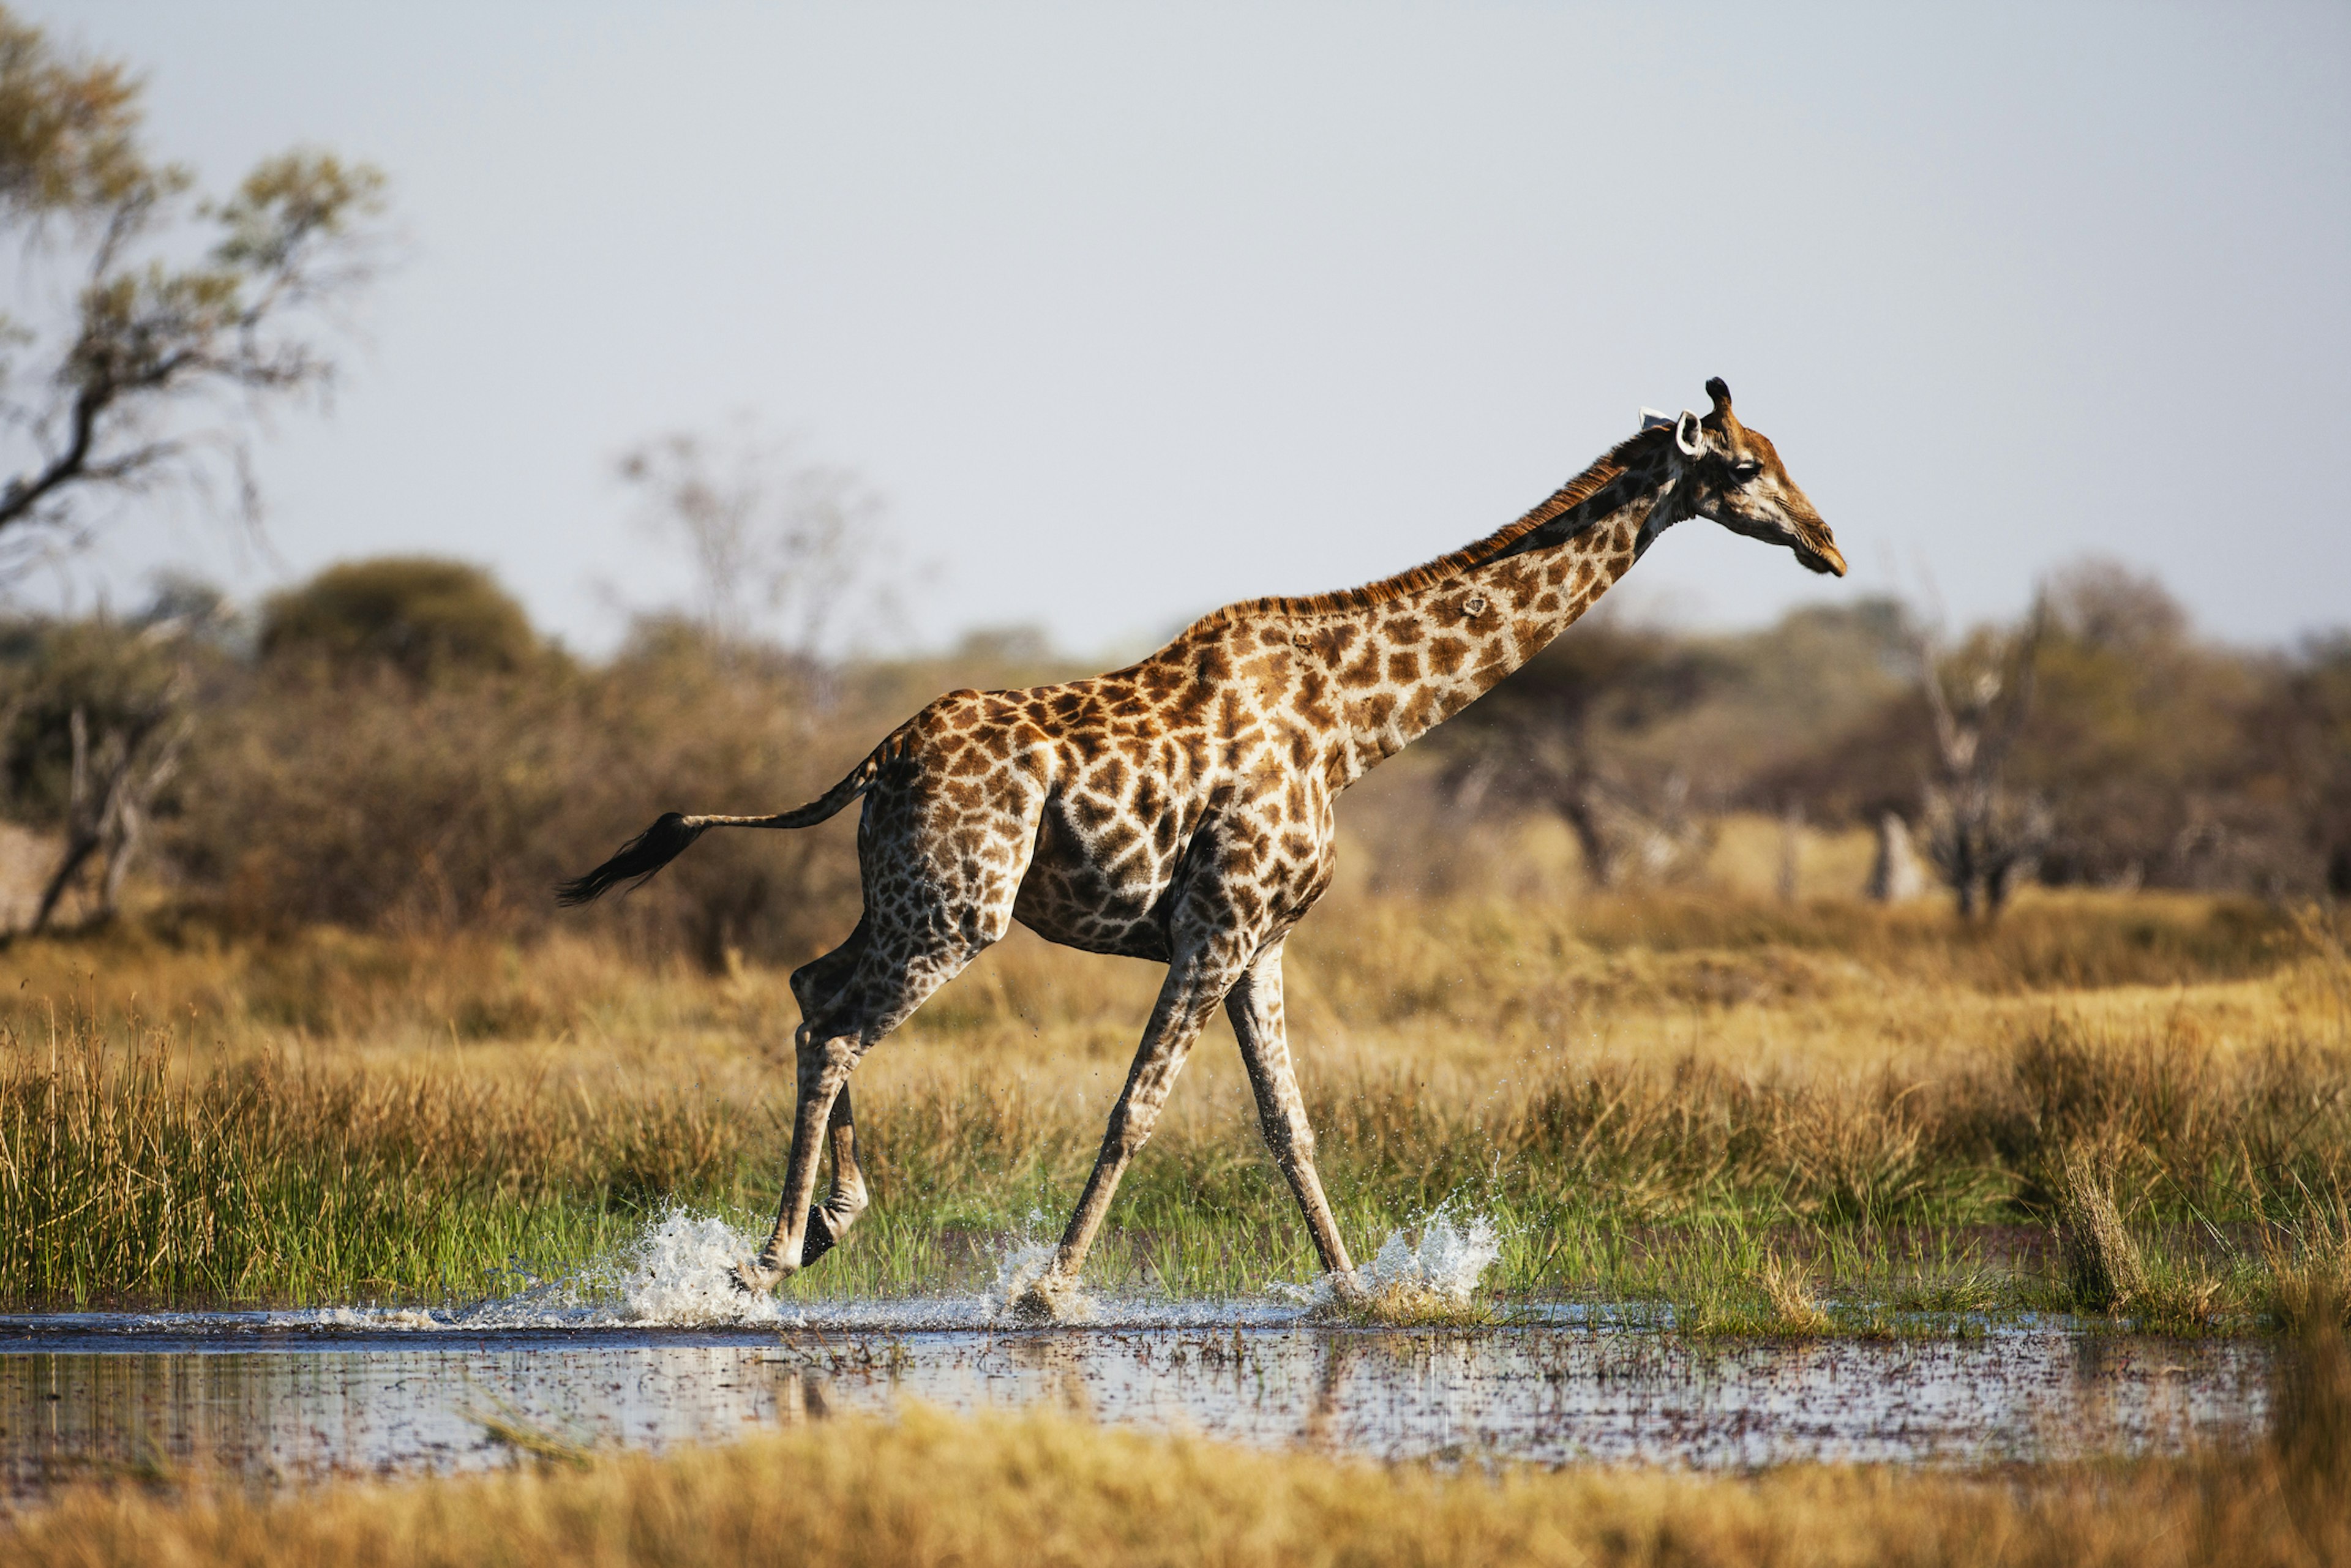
left=730, top=996, right=871, bottom=1294
left=787, top=915, right=868, bottom=1016
left=735, top=917, right=1009, bottom=1293
left=732, top=923, right=873, bottom=1281
left=793, top=1082, right=862, bottom=1267
left=736, top=762, right=1042, bottom=1295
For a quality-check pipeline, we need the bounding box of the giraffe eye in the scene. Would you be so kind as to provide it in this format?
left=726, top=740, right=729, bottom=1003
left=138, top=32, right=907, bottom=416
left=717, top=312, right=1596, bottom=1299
left=1732, top=460, right=1763, bottom=483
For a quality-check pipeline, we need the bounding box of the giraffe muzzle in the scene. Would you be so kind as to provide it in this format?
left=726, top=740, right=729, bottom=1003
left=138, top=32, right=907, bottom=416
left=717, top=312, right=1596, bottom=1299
left=1799, top=536, right=1848, bottom=577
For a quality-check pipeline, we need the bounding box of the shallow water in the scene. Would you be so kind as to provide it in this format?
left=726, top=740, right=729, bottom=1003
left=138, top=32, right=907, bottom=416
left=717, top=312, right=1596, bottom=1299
left=0, top=1308, right=2274, bottom=1493
left=0, top=1214, right=2275, bottom=1491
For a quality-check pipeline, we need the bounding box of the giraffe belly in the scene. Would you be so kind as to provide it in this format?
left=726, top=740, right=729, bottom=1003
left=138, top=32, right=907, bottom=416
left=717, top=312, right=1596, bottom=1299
left=1010, top=805, right=1179, bottom=961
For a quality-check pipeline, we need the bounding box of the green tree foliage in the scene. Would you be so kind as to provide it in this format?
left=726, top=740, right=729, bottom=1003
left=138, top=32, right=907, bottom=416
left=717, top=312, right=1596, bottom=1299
left=176, top=599, right=870, bottom=966
left=0, top=548, right=2339, bottom=950
left=0, top=7, right=386, bottom=565
left=2248, top=633, right=2351, bottom=898
left=2016, top=561, right=2271, bottom=890
left=1435, top=615, right=1726, bottom=886
left=1429, top=569, right=2347, bottom=905
left=1750, top=563, right=2347, bottom=901
left=258, top=557, right=537, bottom=683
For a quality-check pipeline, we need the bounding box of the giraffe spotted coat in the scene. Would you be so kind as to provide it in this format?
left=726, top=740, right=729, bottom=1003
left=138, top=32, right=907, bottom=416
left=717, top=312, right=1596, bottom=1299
left=561, top=377, right=1843, bottom=1310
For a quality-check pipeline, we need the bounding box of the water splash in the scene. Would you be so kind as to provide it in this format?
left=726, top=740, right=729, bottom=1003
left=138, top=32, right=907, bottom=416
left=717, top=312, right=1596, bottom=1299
left=596, top=1209, right=791, bottom=1328
left=307, top=1209, right=795, bottom=1331
left=218, top=1208, right=1496, bottom=1335
left=314, top=1306, right=443, bottom=1330
left=1273, top=1209, right=1502, bottom=1317
left=979, top=1218, right=1095, bottom=1322
left=1356, top=1210, right=1501, bottom=1305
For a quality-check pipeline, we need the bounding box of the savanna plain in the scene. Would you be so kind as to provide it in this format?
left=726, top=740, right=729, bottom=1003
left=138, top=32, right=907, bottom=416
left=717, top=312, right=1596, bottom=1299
left=6, top=3, right=2351, bottom=1556
left=5, top=820, right=2350, bottom=1564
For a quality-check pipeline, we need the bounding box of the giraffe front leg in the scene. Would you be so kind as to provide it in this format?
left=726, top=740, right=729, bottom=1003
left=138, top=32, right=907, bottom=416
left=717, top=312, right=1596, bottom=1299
left=1014, top=947, right=1239, bottom=1319
left=1225, top=942, right=1362, bottom=1302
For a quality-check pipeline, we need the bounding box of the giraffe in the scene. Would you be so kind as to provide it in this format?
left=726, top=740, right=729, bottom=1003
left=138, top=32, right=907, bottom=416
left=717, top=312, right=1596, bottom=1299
left=559, top=377, right=1843, bottom=1312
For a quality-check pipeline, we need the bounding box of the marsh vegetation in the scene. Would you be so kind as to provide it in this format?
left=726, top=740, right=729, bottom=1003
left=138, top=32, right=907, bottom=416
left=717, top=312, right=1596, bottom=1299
left=5, top=876, right=2344, bottom=1336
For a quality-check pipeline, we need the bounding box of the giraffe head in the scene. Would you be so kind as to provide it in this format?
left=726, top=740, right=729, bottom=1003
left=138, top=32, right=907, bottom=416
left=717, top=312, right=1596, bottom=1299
left=1653, top=378, right=1845, bottom=577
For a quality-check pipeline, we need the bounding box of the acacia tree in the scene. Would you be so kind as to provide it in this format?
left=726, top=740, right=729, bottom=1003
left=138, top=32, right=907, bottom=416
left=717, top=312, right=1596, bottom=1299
left=0, top=7, right=387, bottom=568
left=0, top=9, right=385, bottom=927
left=1436, top=617, right=1720, bottom=889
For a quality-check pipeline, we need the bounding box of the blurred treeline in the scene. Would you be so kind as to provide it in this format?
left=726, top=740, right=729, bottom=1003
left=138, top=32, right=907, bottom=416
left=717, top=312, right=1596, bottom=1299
left=0, top=560, right=1078, bottom=969
left=0, top=553, right=2342, bottom=967
left=1417, top=557, right=2351, bottom=913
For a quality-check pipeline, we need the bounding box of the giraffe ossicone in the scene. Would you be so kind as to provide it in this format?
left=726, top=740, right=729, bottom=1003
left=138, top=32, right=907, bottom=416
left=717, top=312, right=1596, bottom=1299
left=560, top=378, right=1843, bottom=1316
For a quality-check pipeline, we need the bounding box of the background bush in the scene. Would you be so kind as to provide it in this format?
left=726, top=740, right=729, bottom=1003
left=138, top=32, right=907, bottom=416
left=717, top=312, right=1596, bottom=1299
left=0, top=551, right=2342, bottom=964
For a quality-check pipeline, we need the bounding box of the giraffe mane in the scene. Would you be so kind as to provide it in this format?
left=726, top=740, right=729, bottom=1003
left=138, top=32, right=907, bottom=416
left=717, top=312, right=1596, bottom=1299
left=1185, top=426, right=1662, bottom=630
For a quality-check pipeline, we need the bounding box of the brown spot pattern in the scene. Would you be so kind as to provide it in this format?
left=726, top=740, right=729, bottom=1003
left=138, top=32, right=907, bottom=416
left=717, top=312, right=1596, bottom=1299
left=650, top=393, right=1831, bottom=1308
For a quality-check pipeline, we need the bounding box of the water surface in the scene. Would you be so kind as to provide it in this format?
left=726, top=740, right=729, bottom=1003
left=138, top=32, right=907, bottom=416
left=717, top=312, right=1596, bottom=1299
left=0, top=1307, right=2273, bottom=1494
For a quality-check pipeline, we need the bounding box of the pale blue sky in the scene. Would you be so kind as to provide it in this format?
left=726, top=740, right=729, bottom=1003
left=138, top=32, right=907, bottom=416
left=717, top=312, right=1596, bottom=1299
left=24, top=1, right=2351, bottom=653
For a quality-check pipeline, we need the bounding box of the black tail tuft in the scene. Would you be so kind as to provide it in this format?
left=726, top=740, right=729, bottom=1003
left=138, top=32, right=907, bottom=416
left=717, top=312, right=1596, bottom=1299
left=555, top=812, right=708, bottom=906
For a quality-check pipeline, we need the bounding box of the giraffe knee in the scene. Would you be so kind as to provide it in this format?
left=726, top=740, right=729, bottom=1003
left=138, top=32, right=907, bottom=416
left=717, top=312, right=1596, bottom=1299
left=788, top=939, right=861, bottom=1016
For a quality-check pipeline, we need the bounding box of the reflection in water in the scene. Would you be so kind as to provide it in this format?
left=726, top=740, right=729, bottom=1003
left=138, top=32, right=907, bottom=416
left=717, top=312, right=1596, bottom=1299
left=0, top=1317, right=2273, bottom=1496
left=1, top=1343, right=826, bottom=1494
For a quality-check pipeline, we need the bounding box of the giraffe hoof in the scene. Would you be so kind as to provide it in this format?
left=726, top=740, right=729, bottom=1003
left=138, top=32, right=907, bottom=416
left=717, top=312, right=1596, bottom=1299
left=797, top=1207, right=838, bottom=1269
left=1008, top=1270, right=1092, bottom=1323
left=729, top=1259, right=782, bottom=1296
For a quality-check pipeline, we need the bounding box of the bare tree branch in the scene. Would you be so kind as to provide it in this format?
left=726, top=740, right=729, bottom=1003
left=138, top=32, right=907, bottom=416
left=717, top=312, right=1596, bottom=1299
left=618, top=417, right=896, bottom=664
left=0, top=13, right=388, bottom=566
left=1913, top=599, right=2051, bottom=920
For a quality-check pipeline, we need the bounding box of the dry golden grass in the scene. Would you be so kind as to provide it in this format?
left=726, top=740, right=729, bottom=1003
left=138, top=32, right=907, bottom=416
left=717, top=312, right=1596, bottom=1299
left=2, top=1381, right=2344, bottom=1568
left=1754, top=1250, right=1832, bottom=1337
left=4, top=858, right=2345, bottom=1313
left=2265, top=1187, right=2351, bottom=1334
left=8, top=853, right=2331, bottom=1098
left=6, top=869, right=2350, bottom=1562
left=2056, top=1149, right=2147, bottom=1313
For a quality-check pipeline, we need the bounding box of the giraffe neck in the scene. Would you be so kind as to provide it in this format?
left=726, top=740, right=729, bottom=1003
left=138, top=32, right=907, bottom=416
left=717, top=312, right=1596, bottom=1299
left=1310, top=433, right=1682, bottom=787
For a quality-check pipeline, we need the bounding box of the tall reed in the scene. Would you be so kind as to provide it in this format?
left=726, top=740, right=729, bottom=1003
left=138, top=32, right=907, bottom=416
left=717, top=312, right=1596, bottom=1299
left=9, top=994, right=2351, bottom=1315
left=0, top=1018, right=645, bottom=1305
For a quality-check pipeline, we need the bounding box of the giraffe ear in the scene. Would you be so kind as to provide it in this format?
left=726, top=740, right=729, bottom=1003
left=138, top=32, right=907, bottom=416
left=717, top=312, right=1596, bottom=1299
left=1640, top=407, right=1675, bottom=431
left=1673, top=410, right=1706, bottom=457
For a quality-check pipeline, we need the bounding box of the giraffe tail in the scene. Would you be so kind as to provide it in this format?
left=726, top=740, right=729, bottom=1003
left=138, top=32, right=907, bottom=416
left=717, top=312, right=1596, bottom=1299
left=554, top=737, right=894, bottom=906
